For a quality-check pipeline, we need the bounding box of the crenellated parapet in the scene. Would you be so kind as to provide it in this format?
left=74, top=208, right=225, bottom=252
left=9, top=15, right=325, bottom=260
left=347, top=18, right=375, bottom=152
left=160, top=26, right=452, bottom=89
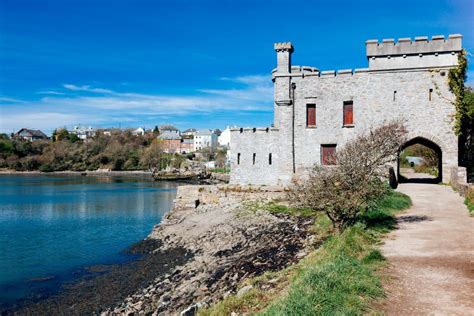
left=274, top=42, right=293, bottom=52
left=366, top=34, right=462, bottom=57
left=366, top=34, right=462, bottom=70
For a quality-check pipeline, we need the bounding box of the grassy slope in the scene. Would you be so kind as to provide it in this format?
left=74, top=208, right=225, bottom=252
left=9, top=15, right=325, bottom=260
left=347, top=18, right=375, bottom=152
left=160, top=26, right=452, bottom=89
left=199, top=191, right=411, bottom=316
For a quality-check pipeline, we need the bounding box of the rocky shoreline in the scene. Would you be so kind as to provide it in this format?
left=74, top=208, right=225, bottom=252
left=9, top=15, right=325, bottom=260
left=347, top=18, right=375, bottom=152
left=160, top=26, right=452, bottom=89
left=6, top=184, right=312, bottom=315
left=104, top=184, right=313, bottom=315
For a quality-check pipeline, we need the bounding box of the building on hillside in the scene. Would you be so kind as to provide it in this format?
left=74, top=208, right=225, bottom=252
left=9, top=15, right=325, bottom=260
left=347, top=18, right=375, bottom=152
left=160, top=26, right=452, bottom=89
left=218, top=126, right=236, bottom=148
left=159, top=125, right=179, bottom=134
left=15, top=128, right=48, bottom=141
left=181, top=137, right=194, bottom=153
left=230, top=34, right=465, bottom=185
left=194, top=129, right=218, bottom=151
left=71, top=125, right=95, bottom=140
left=133, top=127, right=145, bottom=136
left=158, top=127, right=182, bottom=154
left=182, top=128, right=197, bottom=137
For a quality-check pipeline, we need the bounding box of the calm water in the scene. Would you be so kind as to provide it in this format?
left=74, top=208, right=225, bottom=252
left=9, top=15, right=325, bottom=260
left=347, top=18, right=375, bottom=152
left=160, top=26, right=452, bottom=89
left=0, top=175, right=177, bottom=306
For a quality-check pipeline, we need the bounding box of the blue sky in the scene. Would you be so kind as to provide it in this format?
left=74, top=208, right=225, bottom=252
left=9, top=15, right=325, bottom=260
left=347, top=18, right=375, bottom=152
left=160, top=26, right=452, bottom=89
left=0, top=0, right=473, bottom=135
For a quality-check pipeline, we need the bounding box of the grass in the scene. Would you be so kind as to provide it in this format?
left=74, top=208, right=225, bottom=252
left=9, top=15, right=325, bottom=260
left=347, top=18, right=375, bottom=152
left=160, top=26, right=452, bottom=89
left=209, top=167, right=230, bottom=174
left=199, top=190, right=411, bottom=316
left=465, top=189, right=474, bottom=216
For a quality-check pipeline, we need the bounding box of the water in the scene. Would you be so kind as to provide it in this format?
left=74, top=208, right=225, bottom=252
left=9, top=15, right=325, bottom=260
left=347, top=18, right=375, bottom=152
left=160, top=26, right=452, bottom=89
left=0, top=174, right=177, bottom=307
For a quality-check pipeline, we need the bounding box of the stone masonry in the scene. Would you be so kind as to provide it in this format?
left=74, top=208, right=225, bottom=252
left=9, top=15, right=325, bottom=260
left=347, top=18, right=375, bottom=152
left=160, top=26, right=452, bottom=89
left=230, top=35, right=463, bottom=185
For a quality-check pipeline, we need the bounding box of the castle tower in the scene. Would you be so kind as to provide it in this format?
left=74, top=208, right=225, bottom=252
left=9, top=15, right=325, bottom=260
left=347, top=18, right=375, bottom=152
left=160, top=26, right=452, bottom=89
left=366, top=34, right=462, bottom=70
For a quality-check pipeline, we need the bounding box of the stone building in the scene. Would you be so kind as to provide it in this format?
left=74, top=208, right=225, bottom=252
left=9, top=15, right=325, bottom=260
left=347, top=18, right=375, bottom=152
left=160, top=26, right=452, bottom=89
left=230, top=34, right=464, bottom=185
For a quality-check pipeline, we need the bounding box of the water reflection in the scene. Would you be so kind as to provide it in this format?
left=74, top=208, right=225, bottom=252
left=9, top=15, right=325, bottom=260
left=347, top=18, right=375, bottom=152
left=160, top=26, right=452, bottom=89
left=0, top=175, right=177, bottom=304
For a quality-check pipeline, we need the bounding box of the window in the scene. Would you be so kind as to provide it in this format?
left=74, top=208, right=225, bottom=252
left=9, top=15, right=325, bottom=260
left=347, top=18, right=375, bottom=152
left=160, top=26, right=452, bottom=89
left=321, top=145, right=337, bottom=165
left=253, top=153, right=256, bottom=165
left=306, top=104, right=316, bottom=127
left=269, top=153, right=272, bottom=165
left=429, top=88, right=433, bottom=101
left=343, top=101, right=354, bottom=126
left=393, top=91, right=397, bottom=101
left=237, top=153, right=241, bottom=165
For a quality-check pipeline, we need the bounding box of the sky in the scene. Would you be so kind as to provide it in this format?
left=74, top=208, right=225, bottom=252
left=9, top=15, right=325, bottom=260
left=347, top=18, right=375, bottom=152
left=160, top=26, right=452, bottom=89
left=0, top=0, right=473, bottom=135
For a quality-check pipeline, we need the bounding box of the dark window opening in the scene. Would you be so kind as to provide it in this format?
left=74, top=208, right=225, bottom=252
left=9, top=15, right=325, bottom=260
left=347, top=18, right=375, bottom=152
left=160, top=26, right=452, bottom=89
left=269, top=153, right=272, bottom=165
left=237, top=153, right=241, bottom=165
left=393, top=90, right=397, bottom=101
left=306, top=104, right=316, bottom=127
left=343, top=101, right=354, bottom=126
left=321, top=144, right=337, bottom=165
left=429, top=88, right=433, bottom=101
left=253, top=153, right=256, bottom=165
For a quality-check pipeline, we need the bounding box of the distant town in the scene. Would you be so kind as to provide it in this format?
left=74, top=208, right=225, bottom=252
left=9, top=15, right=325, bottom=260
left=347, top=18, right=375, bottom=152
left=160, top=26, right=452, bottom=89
left=1, top=125, right=235, bottom=174
left=13, top=125, right=231, bottom=153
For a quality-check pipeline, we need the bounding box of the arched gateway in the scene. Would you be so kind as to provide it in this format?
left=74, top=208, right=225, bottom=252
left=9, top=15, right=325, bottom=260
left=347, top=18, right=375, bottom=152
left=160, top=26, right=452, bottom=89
left=398, top=137, right=443, bottom=183
left=230, top=35, right=464, bottom=185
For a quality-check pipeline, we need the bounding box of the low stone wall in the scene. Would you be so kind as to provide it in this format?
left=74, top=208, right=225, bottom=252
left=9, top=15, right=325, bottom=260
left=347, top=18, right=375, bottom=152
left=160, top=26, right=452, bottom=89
left=450, top=166, right=473, bottom=197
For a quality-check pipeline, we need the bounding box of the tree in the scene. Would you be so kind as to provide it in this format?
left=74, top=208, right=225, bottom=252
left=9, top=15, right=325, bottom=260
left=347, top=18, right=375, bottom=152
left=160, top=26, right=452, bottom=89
left=52, top=128, right=70, bottom=142
left=289, top=121, right=407, bottom=232
left=140, top=139, right=163, bottom=171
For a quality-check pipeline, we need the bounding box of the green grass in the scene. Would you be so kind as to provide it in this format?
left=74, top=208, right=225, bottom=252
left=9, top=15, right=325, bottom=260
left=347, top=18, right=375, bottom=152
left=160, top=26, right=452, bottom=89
left=199, top=190, right=412, bottom=316
left=209, top=167, right=230, bottom=173
left=465, top=195, right=474, bottom=216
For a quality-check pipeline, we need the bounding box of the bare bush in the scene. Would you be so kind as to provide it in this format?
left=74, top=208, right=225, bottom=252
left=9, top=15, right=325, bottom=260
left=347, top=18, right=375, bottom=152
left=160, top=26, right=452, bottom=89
left=289, top=121, right=407, bottom=231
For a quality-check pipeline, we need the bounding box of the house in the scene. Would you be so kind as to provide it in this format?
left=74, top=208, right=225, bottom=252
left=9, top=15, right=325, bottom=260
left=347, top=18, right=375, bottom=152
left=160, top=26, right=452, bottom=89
left=133, top=127, right=145, bottom=136
left=181, top=137, right=194, bottom=154
left=71, top=125, right=95, bottom=140
left=230, top=35, right=464, bottom=185
left=218, top=126, right=235, bottom=148
left=15, top=128, right=48, bottom=141
left=194, top=129, right=218, bottom=151
left=182, top=128, right=197, bottom=137
left=158, top=125, right=182, bottom=154
left=159, top=125, right=179, bottom=134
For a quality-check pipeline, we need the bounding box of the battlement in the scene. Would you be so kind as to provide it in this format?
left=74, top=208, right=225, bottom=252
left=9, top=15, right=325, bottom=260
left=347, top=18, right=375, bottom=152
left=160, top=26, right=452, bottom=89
left=366, top=34, right=462, bottom=57
left=274, top=42, right=293, bottom=52
left=230, top=127, right=279, bottom=133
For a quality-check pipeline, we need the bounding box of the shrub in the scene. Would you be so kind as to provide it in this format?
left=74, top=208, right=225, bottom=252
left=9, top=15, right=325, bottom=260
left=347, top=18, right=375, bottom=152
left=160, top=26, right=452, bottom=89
left=289, top=121, right=407, bottom=231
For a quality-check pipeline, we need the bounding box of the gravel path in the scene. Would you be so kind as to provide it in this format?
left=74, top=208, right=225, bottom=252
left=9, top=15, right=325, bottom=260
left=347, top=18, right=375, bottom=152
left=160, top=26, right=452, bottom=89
left=381, top=183, right=474, bottom=315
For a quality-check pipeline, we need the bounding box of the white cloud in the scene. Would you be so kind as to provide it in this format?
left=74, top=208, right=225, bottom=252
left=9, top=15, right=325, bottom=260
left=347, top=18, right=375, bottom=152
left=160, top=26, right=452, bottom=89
left=63, top=84, right=115, bottom=94
left=0, top=74, right=274, bottom=133
left=0, top=97, right=26, bottom=103
left=37, top=91, right=66, bottom=95
left=0, top=112, right=88, bottom=134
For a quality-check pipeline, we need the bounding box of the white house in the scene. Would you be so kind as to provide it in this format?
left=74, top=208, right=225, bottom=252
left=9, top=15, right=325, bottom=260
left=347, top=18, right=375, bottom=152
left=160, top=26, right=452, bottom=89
left=194, top=129, right=217, bottom=151
left=218, top=126, right=235, bottom=148
left=133, top=127, right=145, bottom=136
left=71, top=125, right=95, bottom=140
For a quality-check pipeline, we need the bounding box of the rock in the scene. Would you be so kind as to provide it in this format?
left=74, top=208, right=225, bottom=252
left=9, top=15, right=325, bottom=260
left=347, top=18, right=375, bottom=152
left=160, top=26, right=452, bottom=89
left=237, top=285, right=253, bottom=297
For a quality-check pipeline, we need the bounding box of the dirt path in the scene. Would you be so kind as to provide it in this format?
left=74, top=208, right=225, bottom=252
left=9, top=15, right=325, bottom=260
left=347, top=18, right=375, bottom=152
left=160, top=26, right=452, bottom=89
left=381, top=183, right=474, bottom=315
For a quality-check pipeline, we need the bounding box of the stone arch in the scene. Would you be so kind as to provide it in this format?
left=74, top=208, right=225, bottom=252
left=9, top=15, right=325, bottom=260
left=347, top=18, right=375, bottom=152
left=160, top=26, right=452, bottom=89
left=398, top=135, right=443, bottom=183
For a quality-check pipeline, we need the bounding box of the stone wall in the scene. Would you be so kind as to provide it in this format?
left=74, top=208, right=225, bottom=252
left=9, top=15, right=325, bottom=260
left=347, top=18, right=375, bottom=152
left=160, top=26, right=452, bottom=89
left=230, top=35, right=463, bottom=185
left=229, top=128, right=280, bottom=185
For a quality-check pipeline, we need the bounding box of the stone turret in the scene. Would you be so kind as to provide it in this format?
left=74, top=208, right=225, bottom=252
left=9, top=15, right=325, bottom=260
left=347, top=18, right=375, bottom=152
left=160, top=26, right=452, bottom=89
left=274, top=42, right=293, bottom=73
left=365, top=34, right=462, bottom=70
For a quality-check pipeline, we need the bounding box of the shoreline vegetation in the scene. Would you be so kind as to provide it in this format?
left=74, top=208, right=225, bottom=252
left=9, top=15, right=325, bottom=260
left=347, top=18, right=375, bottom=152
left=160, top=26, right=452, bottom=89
left=200, top=190, right=412, bottom=315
